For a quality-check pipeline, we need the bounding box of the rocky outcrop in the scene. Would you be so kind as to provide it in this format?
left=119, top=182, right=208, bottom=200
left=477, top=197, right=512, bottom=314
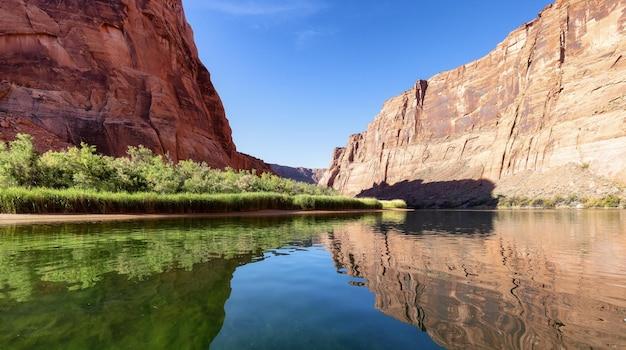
left=270, top=164, right=326, bottom=184
left=321, top=0, right=626, bottom=205
left=0, top=0, right=270, bottom=171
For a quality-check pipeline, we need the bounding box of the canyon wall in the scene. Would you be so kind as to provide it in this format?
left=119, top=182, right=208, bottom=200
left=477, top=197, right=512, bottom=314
left=0, top=0, right=269, bottom=171
left=269, top=164, right=326, bottom=184
left=321, top=0, right=626, bottom=206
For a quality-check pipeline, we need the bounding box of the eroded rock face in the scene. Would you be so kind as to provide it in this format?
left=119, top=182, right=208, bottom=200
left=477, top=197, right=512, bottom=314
left=321, top=0, right=626, bottom=205
left=0, top=0, right=269, bottom=171
left=269, top=164, right=326, bottom=184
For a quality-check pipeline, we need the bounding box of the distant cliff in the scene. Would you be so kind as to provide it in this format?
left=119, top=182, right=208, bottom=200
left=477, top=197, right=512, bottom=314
left=270, top=164, right=326, bottom=184
left=320, top=0, right=626, bottom=207
left=0, top=0, right=270, bottom=172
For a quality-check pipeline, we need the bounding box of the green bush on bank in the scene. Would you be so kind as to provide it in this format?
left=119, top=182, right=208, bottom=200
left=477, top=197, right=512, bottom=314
left=0, top=134, right=408, bottom=213
left=0, top=134, right=333, bottom=196
left=0, top=187, right=382, bottom=214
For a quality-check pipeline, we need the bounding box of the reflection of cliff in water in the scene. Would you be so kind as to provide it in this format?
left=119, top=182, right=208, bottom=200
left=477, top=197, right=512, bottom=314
left=375, top=210, right=495, bottom=235
left=324, top=210, right=626, bottom=349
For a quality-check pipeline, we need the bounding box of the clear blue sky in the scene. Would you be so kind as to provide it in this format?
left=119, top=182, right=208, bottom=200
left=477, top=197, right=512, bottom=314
left=183, top=0, right=553, bottom=168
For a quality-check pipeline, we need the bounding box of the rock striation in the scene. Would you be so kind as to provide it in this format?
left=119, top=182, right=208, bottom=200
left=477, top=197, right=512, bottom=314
left=321, top=0, right=626, bottom=206
left=0, top=0, right=269, bottom=171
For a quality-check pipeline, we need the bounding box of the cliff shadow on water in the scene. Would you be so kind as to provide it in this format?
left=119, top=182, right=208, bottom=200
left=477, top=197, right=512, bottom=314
left=358, top=179, right=497, bottom=209
left=370, top=209, right=496, bottom=235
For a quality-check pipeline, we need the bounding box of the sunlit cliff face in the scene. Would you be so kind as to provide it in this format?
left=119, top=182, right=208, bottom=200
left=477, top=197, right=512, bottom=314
left=0, top=0, right=269, bottom=171
left=321, top=0, right=626, bottom=203
left=322, top=211, right=626, bottom=349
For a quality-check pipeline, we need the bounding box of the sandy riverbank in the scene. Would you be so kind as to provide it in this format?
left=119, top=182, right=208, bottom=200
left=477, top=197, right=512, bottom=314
left=0, top=209, right=396, bottom=226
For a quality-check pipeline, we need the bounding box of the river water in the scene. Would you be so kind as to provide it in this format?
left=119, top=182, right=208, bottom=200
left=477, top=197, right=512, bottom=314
left=1, top=210, right=625, bottom=349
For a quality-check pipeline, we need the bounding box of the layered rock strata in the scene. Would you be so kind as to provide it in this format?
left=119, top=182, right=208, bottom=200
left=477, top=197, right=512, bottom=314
left=321, top=0, right=626, bottom=205
left=0, top=0, right=269, bottom=171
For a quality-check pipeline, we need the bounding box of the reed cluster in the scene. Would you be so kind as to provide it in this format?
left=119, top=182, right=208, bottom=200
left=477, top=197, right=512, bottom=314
left=0, top=187, right=383, bottom=214
left=380, top=199, right=408, bottom=209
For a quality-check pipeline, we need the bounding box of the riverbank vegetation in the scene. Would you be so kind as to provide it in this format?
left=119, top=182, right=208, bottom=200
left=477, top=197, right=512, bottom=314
left=0, top=134, right=385, bottom=214
left=0, top=134, right=334, bottom=195
left=380, top=199, right=408, bottom=209
left=0, top=188, right=381, bottom=214
left=497, top=195, right=626, bottom=209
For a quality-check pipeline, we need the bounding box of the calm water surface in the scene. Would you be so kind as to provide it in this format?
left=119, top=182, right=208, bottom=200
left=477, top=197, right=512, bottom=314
left=0, top=211, right=625, bottom=349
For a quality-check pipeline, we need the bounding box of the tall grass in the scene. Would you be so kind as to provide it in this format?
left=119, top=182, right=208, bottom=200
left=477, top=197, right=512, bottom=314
left=0, top=187, right=383, bottom=214
left=380, top=199, right=408, bottom=209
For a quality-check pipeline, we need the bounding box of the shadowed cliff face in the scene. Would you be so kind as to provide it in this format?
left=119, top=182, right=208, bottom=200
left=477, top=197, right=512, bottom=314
left=0, top=0, right=269, bottom=171
left=321, top=0, right=626, bottom=198
left=359, top=179, right=497, bottom=208
left=323, top=211, right=626, bottom=349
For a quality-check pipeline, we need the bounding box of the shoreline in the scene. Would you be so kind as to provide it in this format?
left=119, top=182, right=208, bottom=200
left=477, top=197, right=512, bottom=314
left=0, top=209, right=393, bottom=226
left=4, top=207, right=619, bottom=226
left=412, top=208, right=626, bottom=212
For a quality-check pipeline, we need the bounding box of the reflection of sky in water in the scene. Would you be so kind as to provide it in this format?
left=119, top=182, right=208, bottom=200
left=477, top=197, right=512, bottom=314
left=212, top=246, right=440, bottom=350
left=0, top=210, right=625, bottom=349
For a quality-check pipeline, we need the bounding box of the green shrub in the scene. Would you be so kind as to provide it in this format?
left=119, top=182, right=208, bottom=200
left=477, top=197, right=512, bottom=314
left=0, top=134, right=334, bottom=197
left=0, top=134, right=40, bottom=187
left=499, top=196, right=531, bottom=208
left=380, top=199, right=408, bottom=209
left=530, top=198, right=545, bottom=208
left=498, top=194, right=625, bottom=209
left=601, top=195, right=621, bottom=208
left=37, top=151, right=74, bottom=189
left=567, top=194, right=580, bottom=204
left=584, top=195, right=621, bottom=208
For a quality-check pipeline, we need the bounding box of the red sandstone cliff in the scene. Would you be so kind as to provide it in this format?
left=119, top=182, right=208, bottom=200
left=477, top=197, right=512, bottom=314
left=321, top=0, right=626, bottom=206
left=0, top=0, right=269, bottom=171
